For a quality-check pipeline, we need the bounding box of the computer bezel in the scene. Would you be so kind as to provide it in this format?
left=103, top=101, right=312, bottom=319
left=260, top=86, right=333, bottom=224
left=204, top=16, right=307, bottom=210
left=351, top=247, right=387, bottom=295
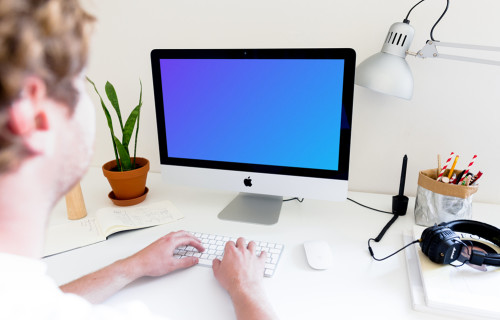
left=150, top=48, right=355, bottom=181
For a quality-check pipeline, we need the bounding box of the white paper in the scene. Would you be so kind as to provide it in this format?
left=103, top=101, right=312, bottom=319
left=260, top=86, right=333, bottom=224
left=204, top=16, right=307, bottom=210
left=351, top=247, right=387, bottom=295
left=43, top=201, right=184, bottom=257
left=97, top=201, right=183, bottom=237
left=43, top=218, right=104, bottom=257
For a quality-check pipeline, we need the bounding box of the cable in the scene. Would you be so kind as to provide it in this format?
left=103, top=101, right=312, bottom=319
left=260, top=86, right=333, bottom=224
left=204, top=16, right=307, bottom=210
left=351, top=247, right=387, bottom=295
left=368, top=238, right=420, bottom=261
left=347, top=197, right=392, bottom=214
left=283, top=197, right=304, bottom=203
left=403, top=0, right=451, bottom=40
left=347, top=197, right=413, bottom=260
left=373, top=214, right=399, bottom=242
left=430, top=0, right=450, bottom=41
left=404, top=0, right=426, bottom=23
left=347, top=197, right=397, bottom=240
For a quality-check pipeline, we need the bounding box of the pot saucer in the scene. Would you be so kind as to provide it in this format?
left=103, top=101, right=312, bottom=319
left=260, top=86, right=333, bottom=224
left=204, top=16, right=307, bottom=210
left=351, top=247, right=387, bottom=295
left=108, top=187, right=149, bottom=206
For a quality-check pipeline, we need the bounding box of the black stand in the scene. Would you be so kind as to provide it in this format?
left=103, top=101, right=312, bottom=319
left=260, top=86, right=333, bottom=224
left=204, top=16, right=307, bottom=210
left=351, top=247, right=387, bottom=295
left=369, top=155, right=409, bottom=260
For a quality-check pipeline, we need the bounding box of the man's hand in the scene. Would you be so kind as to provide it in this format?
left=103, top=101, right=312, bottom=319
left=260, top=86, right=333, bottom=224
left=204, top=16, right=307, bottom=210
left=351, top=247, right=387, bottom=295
left=212, top=238, right=266, bottom=296
left=212, top=238, right=277, bottom=320
left=127, top=230, right=205, bottom=278
left=60, top=230, right=204, bottom=303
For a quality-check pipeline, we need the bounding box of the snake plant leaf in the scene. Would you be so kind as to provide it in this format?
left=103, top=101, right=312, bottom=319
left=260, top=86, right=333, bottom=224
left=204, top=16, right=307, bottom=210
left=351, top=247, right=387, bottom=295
left=86, top=77, right=120, bottom=167
left=113, top=136, right=131, bottom=171
left=105, top=81, right=124, bottom=131
left=132, top=79, right=143, bottom=169
left=122, top=102, right=142, bottom=151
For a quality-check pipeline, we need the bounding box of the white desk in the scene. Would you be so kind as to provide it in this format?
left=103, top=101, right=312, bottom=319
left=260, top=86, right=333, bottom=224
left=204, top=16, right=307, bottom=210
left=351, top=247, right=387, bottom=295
left=43, top=167, right=500, bottom=320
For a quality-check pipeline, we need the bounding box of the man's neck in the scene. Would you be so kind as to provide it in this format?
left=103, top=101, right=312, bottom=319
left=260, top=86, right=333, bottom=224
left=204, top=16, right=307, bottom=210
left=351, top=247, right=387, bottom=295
left=0, top=163, right=55, bottom=258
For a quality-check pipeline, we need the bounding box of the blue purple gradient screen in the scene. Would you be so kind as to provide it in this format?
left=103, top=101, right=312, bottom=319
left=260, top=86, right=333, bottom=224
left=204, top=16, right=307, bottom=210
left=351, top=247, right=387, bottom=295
left=160, top=59, right=344, bottom=170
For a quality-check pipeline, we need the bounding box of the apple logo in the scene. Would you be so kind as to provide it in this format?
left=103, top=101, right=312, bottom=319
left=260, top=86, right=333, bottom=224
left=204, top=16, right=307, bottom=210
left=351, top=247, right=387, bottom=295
left=243, top=176, right=252, bottom=187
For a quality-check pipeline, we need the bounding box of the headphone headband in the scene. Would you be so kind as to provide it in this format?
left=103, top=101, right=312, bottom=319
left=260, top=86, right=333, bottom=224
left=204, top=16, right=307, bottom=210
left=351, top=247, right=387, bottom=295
left=440, top=220, right=500, bottom=248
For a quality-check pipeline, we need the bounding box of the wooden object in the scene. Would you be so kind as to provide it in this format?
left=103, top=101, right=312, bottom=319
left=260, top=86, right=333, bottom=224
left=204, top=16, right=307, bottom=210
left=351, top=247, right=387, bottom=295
left=65, top=183, right=87, bottom=220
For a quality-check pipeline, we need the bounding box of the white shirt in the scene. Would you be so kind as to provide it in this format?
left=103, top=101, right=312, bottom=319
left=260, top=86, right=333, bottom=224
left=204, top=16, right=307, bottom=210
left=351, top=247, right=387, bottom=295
left=0, top=253, right=167, bottom=320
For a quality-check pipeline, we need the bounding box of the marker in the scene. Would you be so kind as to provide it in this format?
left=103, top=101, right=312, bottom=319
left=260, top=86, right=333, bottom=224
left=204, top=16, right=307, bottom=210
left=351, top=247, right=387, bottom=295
left=461, top=173, right=474, bottom=186
left=447, top=155, right=459, bottom=179
left=462, top=175, right=473, bottom=186
left=455, top=170, right=465, bottom=184
left=470, top=171, right=483, bottom=185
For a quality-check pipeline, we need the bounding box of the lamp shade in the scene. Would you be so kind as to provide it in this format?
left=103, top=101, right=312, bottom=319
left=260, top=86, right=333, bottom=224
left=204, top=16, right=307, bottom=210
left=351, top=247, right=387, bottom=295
left=355, top=22, right=415, bottom=100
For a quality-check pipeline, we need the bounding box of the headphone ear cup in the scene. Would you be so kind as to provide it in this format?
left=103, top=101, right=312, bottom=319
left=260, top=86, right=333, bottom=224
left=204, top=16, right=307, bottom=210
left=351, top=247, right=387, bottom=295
left=420, top=225, right=441, bottom=256
left=425, top=235, right=445, bottom=263
left=420, top=226, right=460, bottom=264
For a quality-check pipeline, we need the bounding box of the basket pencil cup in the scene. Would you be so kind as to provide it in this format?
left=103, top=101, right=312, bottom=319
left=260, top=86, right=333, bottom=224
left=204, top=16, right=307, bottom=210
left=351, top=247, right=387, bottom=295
left=414, top=168, right=478, bottom=227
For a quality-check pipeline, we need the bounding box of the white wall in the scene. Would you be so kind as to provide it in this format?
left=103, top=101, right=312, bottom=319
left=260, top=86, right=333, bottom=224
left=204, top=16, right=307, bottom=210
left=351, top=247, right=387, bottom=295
left=82, top=0, right=500, bottom=204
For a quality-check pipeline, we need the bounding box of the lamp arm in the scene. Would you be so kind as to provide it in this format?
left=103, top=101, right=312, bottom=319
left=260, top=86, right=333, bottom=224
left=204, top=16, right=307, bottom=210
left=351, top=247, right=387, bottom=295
left=415, top=40, right=500, bottom=66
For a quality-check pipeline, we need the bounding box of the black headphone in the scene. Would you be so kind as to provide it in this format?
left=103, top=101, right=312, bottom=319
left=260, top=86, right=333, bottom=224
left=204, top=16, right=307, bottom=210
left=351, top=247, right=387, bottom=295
left=420, top=219, right=500, bottom=266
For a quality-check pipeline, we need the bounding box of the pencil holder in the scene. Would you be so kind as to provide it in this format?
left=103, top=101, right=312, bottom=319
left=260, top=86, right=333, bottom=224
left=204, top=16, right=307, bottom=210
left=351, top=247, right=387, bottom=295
left=414, top=168, right=478, bottom=227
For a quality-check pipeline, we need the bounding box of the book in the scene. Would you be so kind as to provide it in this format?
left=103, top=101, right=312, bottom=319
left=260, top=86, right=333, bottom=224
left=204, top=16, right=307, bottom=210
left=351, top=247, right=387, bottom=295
left=43, top=200, right=184, bottom=257
left=404, top=226, right=500, bottom=319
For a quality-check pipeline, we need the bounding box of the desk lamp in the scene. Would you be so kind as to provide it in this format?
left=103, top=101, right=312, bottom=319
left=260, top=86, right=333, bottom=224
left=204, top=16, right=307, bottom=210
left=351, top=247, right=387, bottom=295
left=355, top=0, right=500, bottom=100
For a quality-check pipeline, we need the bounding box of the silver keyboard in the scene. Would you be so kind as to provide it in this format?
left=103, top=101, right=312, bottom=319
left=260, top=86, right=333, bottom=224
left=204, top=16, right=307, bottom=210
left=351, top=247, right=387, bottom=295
left=173, top=231, right=284, bottom=277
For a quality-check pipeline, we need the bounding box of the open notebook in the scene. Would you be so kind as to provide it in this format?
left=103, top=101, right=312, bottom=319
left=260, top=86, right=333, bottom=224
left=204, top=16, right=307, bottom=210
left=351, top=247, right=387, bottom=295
left=43, top=200, right=183, bottom=257
left=405, top=226, right=500, bottom=319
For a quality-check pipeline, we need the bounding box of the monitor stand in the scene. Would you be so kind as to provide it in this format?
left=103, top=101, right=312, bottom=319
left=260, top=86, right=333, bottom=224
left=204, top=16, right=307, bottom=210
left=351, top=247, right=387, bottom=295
left=218, top=192, right=283, bottom=225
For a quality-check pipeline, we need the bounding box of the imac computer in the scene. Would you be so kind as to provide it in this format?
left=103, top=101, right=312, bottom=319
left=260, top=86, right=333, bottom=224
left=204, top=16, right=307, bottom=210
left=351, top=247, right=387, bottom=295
left=151, top=48, right=355, bottom=225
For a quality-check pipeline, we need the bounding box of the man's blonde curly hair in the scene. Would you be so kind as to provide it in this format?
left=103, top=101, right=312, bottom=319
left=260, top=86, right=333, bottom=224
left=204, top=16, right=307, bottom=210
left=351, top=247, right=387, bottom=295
left=0, top=0, right=94, bottom=172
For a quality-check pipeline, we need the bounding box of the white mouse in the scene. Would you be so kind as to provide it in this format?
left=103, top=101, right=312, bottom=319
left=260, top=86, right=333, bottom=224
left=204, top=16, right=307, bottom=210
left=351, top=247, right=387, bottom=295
left=303, top=240, right=334, bottom=270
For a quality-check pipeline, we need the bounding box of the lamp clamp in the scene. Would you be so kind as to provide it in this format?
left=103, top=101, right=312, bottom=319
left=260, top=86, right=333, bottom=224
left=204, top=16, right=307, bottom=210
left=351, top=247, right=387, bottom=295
left=415, top=40, right=500, bottom=66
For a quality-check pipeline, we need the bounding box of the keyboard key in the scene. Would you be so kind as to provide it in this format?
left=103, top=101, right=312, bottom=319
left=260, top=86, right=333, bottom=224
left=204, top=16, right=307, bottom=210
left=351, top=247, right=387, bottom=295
left=198, top=258, right=212, bottom=266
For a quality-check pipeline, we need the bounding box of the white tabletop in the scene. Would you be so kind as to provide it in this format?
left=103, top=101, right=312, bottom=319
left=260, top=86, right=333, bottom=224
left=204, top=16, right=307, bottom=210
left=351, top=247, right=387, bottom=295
left=43, top=167, right=500, bottom=320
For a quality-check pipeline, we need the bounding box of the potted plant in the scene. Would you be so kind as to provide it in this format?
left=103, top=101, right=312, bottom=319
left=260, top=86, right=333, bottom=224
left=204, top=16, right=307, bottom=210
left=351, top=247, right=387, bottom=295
left=87, top=77, right=149, bottom=206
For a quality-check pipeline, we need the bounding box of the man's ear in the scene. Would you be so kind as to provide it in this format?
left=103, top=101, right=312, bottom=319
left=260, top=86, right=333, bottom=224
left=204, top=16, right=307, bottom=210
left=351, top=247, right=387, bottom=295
left=7, top=77, right=53, bottom=155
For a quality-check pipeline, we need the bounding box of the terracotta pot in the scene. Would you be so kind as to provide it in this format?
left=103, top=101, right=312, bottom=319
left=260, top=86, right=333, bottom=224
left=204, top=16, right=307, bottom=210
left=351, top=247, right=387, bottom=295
left=102, top=157, right=150, bottom=200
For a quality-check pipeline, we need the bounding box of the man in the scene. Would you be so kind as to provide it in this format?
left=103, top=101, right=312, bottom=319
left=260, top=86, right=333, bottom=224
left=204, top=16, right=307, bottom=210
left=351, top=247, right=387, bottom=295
left=0, top=1, right=277, bottom=319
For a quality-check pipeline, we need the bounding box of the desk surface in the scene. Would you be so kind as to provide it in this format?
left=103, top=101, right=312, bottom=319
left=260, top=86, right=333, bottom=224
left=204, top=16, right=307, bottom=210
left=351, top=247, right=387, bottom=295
left=43, top=167, right=500, bottom=320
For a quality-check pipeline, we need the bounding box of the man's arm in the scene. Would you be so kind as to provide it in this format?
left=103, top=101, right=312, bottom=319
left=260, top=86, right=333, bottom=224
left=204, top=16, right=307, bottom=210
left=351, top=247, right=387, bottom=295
left=212, top=238, right=278, bottom=320
left=60, top=231, right=204, bottom=304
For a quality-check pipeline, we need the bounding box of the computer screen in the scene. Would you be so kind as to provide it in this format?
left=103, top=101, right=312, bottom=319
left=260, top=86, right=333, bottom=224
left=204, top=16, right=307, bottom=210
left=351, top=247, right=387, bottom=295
left=151, top=48, right=355, bottom=224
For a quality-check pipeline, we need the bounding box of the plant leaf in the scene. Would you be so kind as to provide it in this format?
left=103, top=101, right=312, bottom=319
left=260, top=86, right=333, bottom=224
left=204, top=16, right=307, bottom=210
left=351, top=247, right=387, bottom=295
left=133, top=79, right=142, bottom=169
left=113, top=136, right=131, bottom=171
left=86, top=77, right=120, bottom=167
left=122, top=103, right=142, bottom=150
left=105, top=81, right=124, bottom=131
